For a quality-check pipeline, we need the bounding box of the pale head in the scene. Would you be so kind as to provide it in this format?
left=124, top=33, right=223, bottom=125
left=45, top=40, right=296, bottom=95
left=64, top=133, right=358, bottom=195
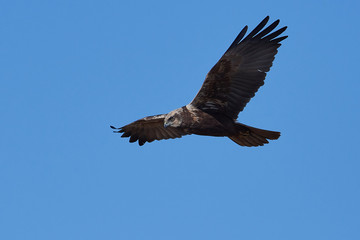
left=164, top=108, right=183, bottom=128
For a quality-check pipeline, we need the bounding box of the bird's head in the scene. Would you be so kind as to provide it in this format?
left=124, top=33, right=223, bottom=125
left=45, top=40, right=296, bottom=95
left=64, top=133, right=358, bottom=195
left=164, top=109, right=183, bottom=128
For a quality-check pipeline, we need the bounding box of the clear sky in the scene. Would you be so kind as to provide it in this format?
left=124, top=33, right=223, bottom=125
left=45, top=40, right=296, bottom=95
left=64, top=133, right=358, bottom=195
left=1, top=0, right=359, bottom=239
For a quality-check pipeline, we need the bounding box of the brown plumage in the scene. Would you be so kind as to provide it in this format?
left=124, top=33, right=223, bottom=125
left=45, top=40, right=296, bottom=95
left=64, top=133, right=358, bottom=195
left=111, top=16, right=287, bottom=146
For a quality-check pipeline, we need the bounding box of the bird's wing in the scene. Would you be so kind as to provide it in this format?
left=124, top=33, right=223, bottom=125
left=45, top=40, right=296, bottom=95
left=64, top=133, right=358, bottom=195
left=190, top=16, right=287, bottom=119
left=111, top=114, right=188, bottom=146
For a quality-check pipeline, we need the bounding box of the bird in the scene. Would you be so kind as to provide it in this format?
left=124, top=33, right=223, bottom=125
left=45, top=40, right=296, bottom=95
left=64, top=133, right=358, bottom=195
left=111, top=16, right=287, bottom=147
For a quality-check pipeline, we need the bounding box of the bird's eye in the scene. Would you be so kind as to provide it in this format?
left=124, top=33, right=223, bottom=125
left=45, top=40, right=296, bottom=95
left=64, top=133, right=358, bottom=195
left=168, top=116, right=174, bottom=121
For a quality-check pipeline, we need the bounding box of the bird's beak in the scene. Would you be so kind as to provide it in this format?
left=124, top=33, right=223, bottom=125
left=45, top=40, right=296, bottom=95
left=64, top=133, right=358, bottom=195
left=164, top=122, right=169, bottom=128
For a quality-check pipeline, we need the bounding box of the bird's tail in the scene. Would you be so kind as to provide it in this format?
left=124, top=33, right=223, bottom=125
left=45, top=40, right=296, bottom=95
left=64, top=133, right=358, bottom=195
left=229, top=123, right=280, bottom=147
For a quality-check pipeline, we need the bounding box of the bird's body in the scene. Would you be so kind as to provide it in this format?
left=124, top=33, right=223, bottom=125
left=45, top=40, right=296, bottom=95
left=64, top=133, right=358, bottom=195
left=111, top=16, right=287, bottom=147
left=166, top=105, right=235, bottom=137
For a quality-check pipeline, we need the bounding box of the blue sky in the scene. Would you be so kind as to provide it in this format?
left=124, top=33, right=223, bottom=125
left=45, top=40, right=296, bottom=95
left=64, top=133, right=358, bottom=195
left=1, top=0, right=360, bottom=239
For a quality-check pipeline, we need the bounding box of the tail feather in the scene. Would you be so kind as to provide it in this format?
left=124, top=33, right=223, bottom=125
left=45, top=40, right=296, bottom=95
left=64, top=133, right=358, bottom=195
left=229, top=123, right=280, bottom=147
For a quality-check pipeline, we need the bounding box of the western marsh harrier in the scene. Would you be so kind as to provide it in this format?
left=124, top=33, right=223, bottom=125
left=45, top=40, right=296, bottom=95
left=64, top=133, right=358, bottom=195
left=111, top=16, right=287, bottom=146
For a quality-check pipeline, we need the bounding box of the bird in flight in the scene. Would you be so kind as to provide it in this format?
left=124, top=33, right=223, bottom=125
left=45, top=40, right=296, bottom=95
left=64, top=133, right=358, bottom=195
left=111, top=16, right=287, bottom=147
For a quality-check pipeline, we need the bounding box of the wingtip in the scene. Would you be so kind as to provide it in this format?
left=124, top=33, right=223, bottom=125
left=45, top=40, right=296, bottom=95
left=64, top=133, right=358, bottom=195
left=260, top=16, right=270, bottom=25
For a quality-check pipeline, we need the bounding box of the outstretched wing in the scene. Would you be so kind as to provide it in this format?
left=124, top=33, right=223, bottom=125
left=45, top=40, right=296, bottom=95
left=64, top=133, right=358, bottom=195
left=190, top=16, right=287, bottom=119
left=111, top=114, right=188, bottom=146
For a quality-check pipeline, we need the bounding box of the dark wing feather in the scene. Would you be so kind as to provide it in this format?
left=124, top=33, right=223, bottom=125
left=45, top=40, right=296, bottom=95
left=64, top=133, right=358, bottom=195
left=111, top=114, right=187, bottom=146
left=191, top=16, right=287, bottom=119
